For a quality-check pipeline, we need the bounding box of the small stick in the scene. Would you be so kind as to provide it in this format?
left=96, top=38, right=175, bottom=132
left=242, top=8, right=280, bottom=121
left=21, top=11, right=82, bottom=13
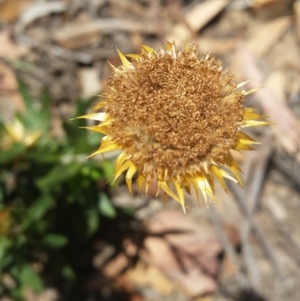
left=228, top=180, right=283, bottom=281
left=209, top=206, right=249, bottom=288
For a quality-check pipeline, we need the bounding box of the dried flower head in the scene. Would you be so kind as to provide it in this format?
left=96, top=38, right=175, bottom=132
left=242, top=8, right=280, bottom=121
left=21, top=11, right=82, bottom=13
left=78, top=42, right=268, bottom=211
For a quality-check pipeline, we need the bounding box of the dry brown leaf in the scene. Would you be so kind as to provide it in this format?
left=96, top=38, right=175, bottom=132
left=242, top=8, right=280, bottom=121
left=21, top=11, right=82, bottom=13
left=194, top=297, right=215, bottom=301
left=0, top=0, right=33, bottom=22
left=0, top=30, right=28, bottom=60
left=124, top=262, right=175, bottom=295
left=141, top=210, right=221, bottom=297
left=78, top=68, right=101, bottom=99
left=234, top=44, right=300, bottom=161
left=109, top=0, right=146, bottom=17
left=0, top=62, right=24, bottom=118
left=53, top=19, right=157, bottom=49
left=247, top=16, right=292, bottom=56
left=253, top=0, right=279, bottom=6
left=264, top=196, right=287, bottom=221
left=167, top=0, right=231, bottom=46
left=294, top=0, right=300, bottom=42
left=198, top=37, right=236, bottom=55
left=18, top=1, right=66, bottom=30
left=184, top=0, right=230, bottom=30
left=223, top=256, right=238, bottom=277
left=252, top=0, right=291, bottom=19
left=252, top=0, right=290, bottom=9
left=52, top=20, right=105, bottom=49
left=102, top=252, right=130, bottom=278
left=24, top=288, right=59, bottom=301
left=265, top=71, right=286, bottom=104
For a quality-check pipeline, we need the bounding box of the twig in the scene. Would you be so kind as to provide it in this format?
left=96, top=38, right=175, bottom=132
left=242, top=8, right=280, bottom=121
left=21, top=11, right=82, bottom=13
left=263, top=199, right=300, bottom=266
left=209, top=206, right=249, bottom=288
left=240, top=138, right=273, bottom=288
left=227, top=180, right=283, bottom=281
left=272, top=148, right=300, bottom=189
left=15, top=35, right=93, bottom=64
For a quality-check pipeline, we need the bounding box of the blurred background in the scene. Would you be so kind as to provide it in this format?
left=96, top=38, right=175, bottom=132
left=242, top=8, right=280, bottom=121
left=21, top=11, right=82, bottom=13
left=1, top=0, right=300, bottom=300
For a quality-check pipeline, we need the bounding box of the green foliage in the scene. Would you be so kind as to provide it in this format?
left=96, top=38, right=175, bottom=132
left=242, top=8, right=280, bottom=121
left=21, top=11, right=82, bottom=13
left=0, top=83, right=120, bottom=299
left=98, top=192, right=117, bottom=218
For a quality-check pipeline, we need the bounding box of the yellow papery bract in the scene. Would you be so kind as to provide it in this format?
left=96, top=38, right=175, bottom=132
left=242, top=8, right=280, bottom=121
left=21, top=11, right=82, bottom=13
left=235, top=143, right=254, bottom=151
left=88, top=136, right=119, bottom=158
left=125, top=163, right=137, bottom=195
left=174, top=179, right=185, bottom=212
left=158, top=180, right=181, bottom=204
left=184, top=38, right=190, bottom=51
left=107, top=61, right=117, bottom=71
left=142, top=45, right=155, bottom=53
left=243, top=87, right=262, bottom=95
left=211, top=165, right=237, bottom=192
left=243, top=120, right=270, bottom=127
left=243, top=111, right=266, bottom=121
left=114, top=160, right=132, bottom=180
left=117, top=48, right=131, bottom=68
left=92, top=100, right=107, bottom=111
left=137, top=174, right=145, bottom=193
left=236, top=80, right=251, bottom=89
left=115, top=152, right=129, bottom=172
left=126, top=54, right=140, bottom=60
left=237, top=132, right=260, bottom=145
left=166, top=41, right=172, bottom=51
left=144, top=177, right=151, bottom=194
left=223, top=155, right=243, bottom=188
left=81, top=124, right=108, bottom=135
left=76, top=112, right=107, bottom=121
left=198, top=177, right=216, bottom=206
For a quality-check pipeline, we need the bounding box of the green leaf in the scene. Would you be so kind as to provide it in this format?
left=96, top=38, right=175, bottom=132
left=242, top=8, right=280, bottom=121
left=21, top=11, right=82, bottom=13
left=63, top=121, right=102, bottom=153
left=0, top=143, right=26, bottom=163
left=101, top=160, right=114, bottom=182
left=27, top=151, right=60, bottom=164
left=89, top=168, right=102, bottom=180
left=120, top=206, right=135, bottom=217
left=18, top=81, right=36, bottom=121
left=39, top=89, right=51, bottom=130
left=0, top=236, right=12, bottom=257
left=0, top=252, right=13, bottom=269
left=75, top=95, right=99, bottom=117
left=43, top=234, right=68, bottom=248
left=36, top=163, right=81, bottom=190
left=20, top=264, right=43, bottom=293
left=26, top=194, right=54, bottom=223
left=86, top=208, right=100, bottom=235
left=18, top=82, right=51, bottom=134
left=62, top=265, right=76, bottom=281
left=98, top=193, right=116, bottom=218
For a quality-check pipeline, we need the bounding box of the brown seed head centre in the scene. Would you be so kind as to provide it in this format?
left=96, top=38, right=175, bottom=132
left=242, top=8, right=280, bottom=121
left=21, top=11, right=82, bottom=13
left=104, top=45, right=244, bottom=174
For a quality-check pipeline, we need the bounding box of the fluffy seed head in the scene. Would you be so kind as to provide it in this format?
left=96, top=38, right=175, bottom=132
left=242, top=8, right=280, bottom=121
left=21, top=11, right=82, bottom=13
left=78, top=42, right=268, bottom=211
